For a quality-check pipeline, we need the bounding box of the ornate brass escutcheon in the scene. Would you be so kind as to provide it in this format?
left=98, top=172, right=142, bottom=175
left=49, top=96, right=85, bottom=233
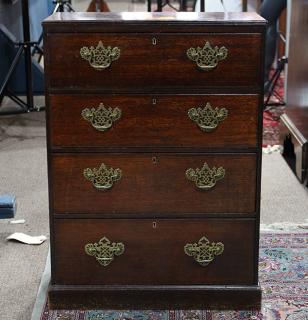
left=186, top=162, right=225, bottom=190
left=83, top=162, right=122, bottom=190
left=188, top=102, right=228, bottom=132
left=85, top=236, right=125, bottom=267
left=184, top=236, right=224, bottom=267
left=80, top=41, right=120, bottom=70
left=81, top=103, right=121, bottom=132
left=186, top=41, right=228, bottom=71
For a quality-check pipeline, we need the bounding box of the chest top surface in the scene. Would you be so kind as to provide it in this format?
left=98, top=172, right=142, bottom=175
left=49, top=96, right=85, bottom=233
left=42, top=12, right=266, bottom=33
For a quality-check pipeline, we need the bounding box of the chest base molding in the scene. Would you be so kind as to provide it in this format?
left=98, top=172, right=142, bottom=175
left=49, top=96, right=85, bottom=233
left=48, top=284, right=261, bottom=310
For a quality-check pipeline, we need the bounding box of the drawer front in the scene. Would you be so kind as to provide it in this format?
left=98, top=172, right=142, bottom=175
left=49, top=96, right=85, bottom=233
left=53, top=218, right=255, bottom=285
left=49, top=94, right=259, bottom=149
left=51, top=153, right=256, bottom=214
left=46, top=33, right=262, bottom=90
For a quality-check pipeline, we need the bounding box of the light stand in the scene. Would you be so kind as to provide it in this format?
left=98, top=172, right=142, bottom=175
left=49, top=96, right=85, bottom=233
left=264, top=56, right=288, bottom=110
left=147, top=0, right=205, bottom=12
left=32, top=0, right=75, bottom=62
left=0, top=0, right=44, bottom=115
left=52, top=0, right=74, bottom=13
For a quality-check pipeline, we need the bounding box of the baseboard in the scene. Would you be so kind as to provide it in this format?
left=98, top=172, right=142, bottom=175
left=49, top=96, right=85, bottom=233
left=48, top=284, right=262, bottom=310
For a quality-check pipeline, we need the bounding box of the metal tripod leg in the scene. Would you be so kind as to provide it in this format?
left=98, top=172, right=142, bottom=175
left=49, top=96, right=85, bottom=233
left=22, top=0, right=34, bottom=110
left=0, top=0, right=43, bottom=115
left=65, top=2, right=75, bottom=11
left=200, top=0, right=205, bottom=11
left=264, top=57, right=288, bottom=109
left=0, top=46, right=24, bottom=102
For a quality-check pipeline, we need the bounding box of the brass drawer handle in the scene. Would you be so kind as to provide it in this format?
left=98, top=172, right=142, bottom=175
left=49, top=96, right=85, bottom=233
left=83, top=163, right=122, bottom=190
left=188, top=102, right=228, bottom=132
left=186, top=162, right=225, bottom=190
left=85, top=236, right=124, bottom=267
left=80, top=41, right=120, bottom=70
left=184, top=236, right=224, bottom=267
left=81, top=103, right=121, bottom=132
left=186, top=41, right=228, bottom=71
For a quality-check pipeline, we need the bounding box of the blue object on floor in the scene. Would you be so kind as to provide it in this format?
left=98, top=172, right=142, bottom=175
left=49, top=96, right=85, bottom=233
left=0, top=194, right=17, bottom=219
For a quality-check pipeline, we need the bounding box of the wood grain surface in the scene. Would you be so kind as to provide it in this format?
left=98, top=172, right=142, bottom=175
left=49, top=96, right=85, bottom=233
left=51, top=153, right=257, bottom=214
left=46, top=33, right=261, bottom=90
left=48, top=284, right=262, bottom=310
left=43, top=12, right=265, bottom=309
left=49, top=94, right=259, bottom=149
left=53, top=218, right=255, bottom=285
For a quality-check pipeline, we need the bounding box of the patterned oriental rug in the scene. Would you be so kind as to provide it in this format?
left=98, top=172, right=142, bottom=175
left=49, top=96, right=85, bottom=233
left=37, top=232, right=308, bottom=320
left=262, top=70, right=285, bottom=147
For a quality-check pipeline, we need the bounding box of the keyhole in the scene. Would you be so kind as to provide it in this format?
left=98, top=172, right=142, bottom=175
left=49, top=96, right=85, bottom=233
left=152, top=37, right=157, bottom=45
left=153, top=221, right=157, bottom=229
left=152, top=98, right=157, bottom=105
left=152, top=156, right=158, bottom=164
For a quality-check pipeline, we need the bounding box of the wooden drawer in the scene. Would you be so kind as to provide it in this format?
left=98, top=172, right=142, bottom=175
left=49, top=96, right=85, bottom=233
left=53, top=218, right=255, bottom=285
left=51, top=153, right=256, bottom=214
left=46, top=33, right=262, bottom=90
left=49, top=94, right=259, bottom=149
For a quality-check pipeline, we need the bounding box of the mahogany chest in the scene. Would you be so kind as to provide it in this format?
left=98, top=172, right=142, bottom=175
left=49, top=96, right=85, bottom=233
left=43, top=12, right=266, bottom=309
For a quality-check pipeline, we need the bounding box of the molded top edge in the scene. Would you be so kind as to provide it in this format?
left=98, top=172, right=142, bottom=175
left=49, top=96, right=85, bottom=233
left=43, top=12, right=266, bottom=25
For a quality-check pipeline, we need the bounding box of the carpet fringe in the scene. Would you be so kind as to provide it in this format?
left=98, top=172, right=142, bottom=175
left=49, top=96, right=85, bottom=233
left=260, top=219, right=308, bottom=232
left=262, top=145, right=283, bottom=154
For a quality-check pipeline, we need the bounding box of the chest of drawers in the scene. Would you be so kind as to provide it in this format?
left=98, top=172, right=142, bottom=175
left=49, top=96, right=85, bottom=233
left=43, top=12, right=266, bottom=310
